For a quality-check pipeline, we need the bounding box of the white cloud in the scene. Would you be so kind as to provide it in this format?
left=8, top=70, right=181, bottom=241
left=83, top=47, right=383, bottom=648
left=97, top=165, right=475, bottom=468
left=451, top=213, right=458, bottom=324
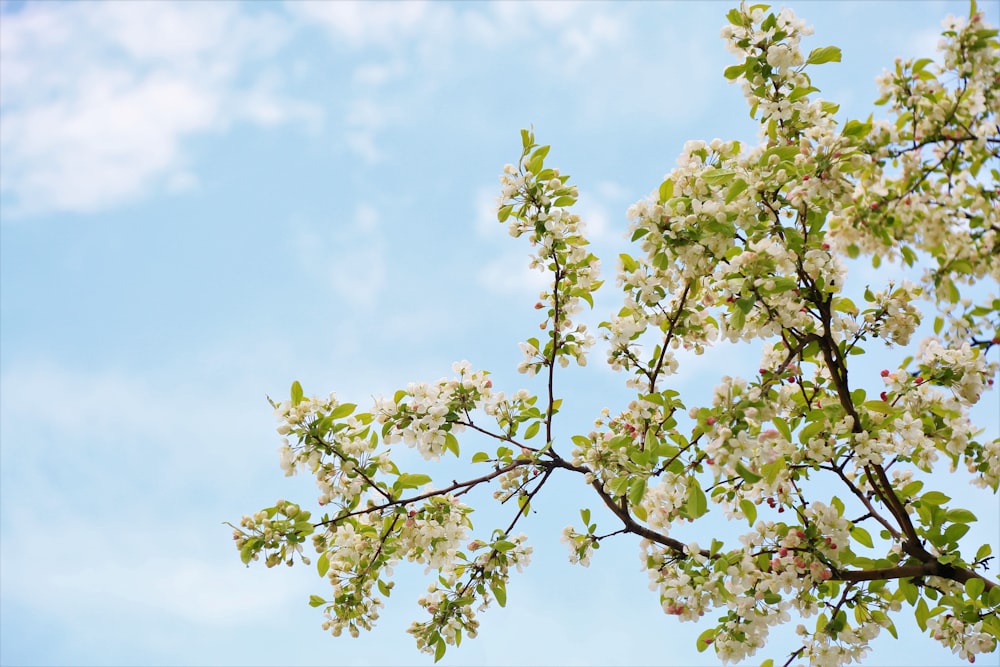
left=291, top=2, right=680, bottom=165
left=0, top=1, right=321, bottom=218
left=2, top=515, right=298, bottom=628
left=353, top=60, right=409, bottom=88
left=0, top=359, right=280, bottom=497
left=343, top=97, right=399, bottom=164
left=476, top=251, right=549, bottom=299
left=293, top=204, right=387, bottom=307
left=474, top=185, right=503, bottom=239
left=288, top=0, right=437, bottom=49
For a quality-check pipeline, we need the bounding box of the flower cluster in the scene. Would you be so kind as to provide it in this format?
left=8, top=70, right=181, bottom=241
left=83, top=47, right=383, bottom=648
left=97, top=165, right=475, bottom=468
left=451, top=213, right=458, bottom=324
left=407, top=532, right=532, bottom=659
left=375, top=362, right=494, bottom=461
left=231, top=499, right=313, bottom=569
left=833, top=9, right=1000, bottom=316
left=234, top=5, right=1000, bottom=666
left=927, top=613, right=997, bottom=663
left=499, top=130, right=601, bottom=376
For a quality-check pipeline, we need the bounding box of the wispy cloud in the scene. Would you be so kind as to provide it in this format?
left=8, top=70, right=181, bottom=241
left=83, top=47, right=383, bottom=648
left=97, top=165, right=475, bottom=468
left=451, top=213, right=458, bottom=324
left=290, top=1, right=714, bottom=167
left=293, top=204, right=387, bottom=307
left=287, top=1, right=438, bottom=50
left=0, top=2, right=320, bottom=218
left=2, top=513, right=299, bottom=627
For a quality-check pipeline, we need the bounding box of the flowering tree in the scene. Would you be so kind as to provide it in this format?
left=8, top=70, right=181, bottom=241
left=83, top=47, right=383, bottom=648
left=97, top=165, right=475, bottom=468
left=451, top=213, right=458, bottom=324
left=231, top=4, right=1000, bottom=665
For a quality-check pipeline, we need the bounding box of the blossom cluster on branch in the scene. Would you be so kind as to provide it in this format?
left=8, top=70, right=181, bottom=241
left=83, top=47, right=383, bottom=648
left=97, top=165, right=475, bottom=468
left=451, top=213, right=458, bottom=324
left=232, top=4, right=999, bottom=666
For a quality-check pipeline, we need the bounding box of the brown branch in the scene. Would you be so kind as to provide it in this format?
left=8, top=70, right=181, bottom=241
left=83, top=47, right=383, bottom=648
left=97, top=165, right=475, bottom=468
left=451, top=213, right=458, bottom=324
left=314, top=459, right=527, bottom=527
left=811, top=298, right=996, bottom=591
left=313, top=433, right=394, bottom=504
left=587, top=477, right=708, bottom=558
left=456, top=418, right=525, bottom=449
left=545, top=262, right=562, bottom=454
left=825, top=463, right=901, bottom=540
left=648, top=281, right=691, bottom=394
left=835, top=563, right=997, bottom=591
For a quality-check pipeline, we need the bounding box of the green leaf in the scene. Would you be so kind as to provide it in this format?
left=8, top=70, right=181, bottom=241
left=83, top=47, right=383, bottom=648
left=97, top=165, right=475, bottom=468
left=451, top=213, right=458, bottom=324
left=900, top=245, right=917, bottom=267
left=900, top=578, right=919, bottom=605
left=773, top=418, right=791, bottom=443
left=965, top=577, right=985, bottom=599
left=686, top=481, right=709, bottom=519
left=330, top=403, right=356, bottom=419
left=396, top=473, right=432, bottom=490
left=762, top=459, right=784, bottom=485
left=530, top=144, right=551, bottom=161
left=740, top=498, right=758, bottom=526
left=799, top=420, right=825, bottom=444
left=696, top=627, right=716, bottom=652
left=944, top=523, right=969, bottom=544
left=291, top=380, right=304, bottom=406
left=820, top=101, right=840, bottom=115
left=788, top=85, right=819, bottom=101
left=309, top=594, right=326, bottom=608
left=827, top=609, right=847, bottom=636
left=523, top=421, right=541, bottom=440
left=493, top=540, right=516, bottom=552
left=724, top=63, right=745, bottom=80
left=434, top=638, right=446, bottom=663
left=725, top=178, right=749, bottom=203
left=445, top=432, right=460, bottom=457
left=491, top=581, right=507, bottom=607
left=702, top=169, right=735, bottom=186
left=945, top=508, right=977, bottom=523
left=920, top=491, right=951, bottom=506
left=946, top=280, right=960, bottom=304
left=520, top=128, right=531, bottom=149
left=736, top=461, right=763, bottom=484
left=472, top=451, right=490, bottom=463
left=915, top=597, right=930, bottom=631
left=842, top=118, right=871, bottom=139
left=863, top=400, right=896, bottom=415
left=659, top=178, right=674, bottom=202
left=317, top=551, right=330, bottom=577
left=608, top=475, right=629, bottom=497
left=628, top=478, right=647, bottom=507
left=851, top=525, right=874, bottom=549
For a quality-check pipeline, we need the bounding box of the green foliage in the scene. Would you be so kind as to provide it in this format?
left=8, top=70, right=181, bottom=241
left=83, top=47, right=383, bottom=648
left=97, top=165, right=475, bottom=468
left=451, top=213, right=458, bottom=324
left=232, top=4, right=1000, bottom=666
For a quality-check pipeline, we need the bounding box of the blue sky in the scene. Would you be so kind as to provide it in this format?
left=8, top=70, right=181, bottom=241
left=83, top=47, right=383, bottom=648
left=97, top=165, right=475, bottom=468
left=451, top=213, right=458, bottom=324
left=1, top=1, right=997, bottom=666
